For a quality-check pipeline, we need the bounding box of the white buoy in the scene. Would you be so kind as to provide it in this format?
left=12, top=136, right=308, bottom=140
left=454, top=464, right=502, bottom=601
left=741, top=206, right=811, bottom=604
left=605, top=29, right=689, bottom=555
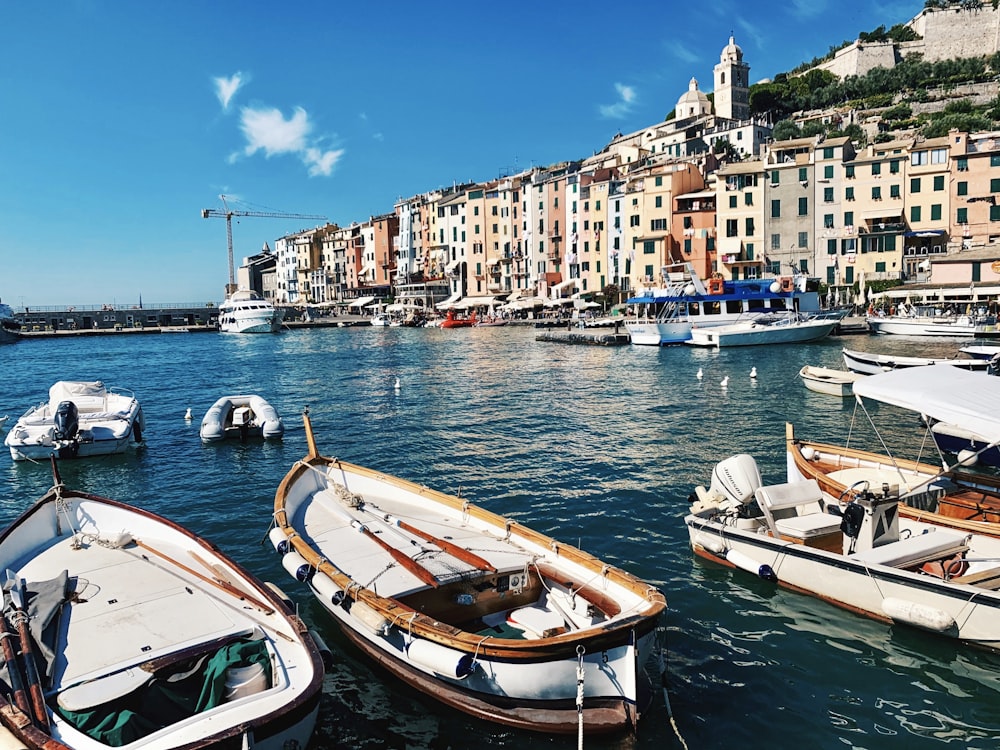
left=720, top=376, right=729, bottom=388
left=184, top=408, right=192, bottom=421
left=696, top=368, right=703, bottom=380
left=750, top=367, right=757, bottom=379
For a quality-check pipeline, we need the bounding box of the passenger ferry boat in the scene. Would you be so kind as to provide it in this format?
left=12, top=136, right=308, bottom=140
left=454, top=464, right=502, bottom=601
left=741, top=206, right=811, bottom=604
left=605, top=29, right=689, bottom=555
left=624, top=263, right=821, bottom=345
left=218, top=289, right=283, bottom=334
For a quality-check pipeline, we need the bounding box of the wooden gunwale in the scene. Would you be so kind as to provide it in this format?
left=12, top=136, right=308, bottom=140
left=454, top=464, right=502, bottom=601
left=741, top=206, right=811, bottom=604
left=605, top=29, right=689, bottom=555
left=786, top=423, right=1000, bottom=536
left=274, top=452, right=665, bottom=660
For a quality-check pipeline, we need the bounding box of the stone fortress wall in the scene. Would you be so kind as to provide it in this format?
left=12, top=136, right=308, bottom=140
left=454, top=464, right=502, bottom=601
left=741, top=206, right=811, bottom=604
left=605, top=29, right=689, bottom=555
left=814, top=4, right=1000, bottom=79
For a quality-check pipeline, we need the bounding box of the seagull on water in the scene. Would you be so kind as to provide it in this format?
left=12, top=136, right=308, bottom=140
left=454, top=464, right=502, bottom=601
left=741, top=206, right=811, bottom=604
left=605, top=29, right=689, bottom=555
left=721, top=375, right=729, bottom=388
left=394, top=377, right=401, bottom=391
left=750, top=366, right=757, bottom=379
left=696, top=368, right=703, bottom=380
left=184, top=408, right=192, bottom=421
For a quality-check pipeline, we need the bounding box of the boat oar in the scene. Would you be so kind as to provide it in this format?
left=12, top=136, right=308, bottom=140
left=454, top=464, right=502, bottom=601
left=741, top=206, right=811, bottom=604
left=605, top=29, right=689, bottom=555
left=6, top=573, right=49, bottom=732
left=0, top=603, right=31, bottom=721
left=351, top=521, right=440, bottom=588
left=361, top=507, right=497, bottom=573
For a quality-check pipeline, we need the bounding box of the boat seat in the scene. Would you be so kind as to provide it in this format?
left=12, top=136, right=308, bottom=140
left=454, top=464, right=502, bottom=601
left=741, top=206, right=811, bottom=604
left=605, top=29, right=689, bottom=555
left=849, top=529, right=970, bottom=568
left=754, top=480, right=842, bottom=540
left=507, top=606, right=566, bottom=639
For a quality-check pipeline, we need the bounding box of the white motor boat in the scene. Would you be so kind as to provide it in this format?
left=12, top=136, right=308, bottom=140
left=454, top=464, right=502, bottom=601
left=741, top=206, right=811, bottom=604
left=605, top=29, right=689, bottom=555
left=686, top=313, right=838, bottom=347
left=218, top=290, right=283, bottom=334
left=624, top=263, right=822, bottom=345
left=0, top=460, right=325, bottom=750
left=199, top=395, right=284, bottom=443
left=269, top=412, right=667, bottom=735
left=867, top=312, right=1000, bottom=337
left=5, top=381, right=144, bottom=461
left=687, top=451, right=1000, bottom=650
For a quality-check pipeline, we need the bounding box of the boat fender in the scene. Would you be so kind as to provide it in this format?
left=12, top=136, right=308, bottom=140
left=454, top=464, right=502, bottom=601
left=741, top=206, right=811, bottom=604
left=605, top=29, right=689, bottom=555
left=405, top=638, right=475, bottom=680
left=281, top=551, right=315, bottom=583
left=308, top=629, right=334, bottom=671
left=799, top=446, right=816, bottom=461
left=349, top=600, right=391, bottom=637
left=881, top=597, right=956, bottom=633
left=132, top=420, right=142, bottom=444
left=693, top=534, right=726, bottom=555
left=311, top=572, right=346, bottom=607
left=268, top=526, right=291, bottom=555
left=958, top=449, right=978, bottom=467
left=725, top=549, right=777, bottom=582
left=263, top=581, right=293, bottom=610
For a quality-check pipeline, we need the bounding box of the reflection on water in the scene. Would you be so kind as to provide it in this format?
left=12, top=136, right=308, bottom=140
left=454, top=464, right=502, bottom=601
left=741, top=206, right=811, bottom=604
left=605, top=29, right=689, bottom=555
left=3, top=328, right=1000, bottom=748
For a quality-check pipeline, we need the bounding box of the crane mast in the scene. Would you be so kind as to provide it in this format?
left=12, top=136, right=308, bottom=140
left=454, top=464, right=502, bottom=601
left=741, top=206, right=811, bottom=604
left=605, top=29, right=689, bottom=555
left=201, top=195, right=327, bottom=295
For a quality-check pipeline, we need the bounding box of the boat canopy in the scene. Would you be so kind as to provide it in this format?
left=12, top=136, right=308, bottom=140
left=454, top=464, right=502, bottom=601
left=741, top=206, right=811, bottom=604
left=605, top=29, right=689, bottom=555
left=853, top=364, right=1000, bottom=445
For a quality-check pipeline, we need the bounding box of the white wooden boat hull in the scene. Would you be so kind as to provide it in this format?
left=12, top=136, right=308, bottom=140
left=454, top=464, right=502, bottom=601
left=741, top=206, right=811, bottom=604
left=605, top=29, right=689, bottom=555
left=272, top=416, right=666, bottom=734
left=0, top=478, right=324, bottom=750
left=5, top=382, right=145, bottom=462
left=798, top=366, right=864, bottom=397
left=842, top=348, right=989, bottom=375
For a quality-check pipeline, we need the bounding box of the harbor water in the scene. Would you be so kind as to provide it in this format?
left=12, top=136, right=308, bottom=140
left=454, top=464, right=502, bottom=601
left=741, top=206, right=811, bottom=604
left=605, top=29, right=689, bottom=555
left=3, top=327, right=1000, bottom=749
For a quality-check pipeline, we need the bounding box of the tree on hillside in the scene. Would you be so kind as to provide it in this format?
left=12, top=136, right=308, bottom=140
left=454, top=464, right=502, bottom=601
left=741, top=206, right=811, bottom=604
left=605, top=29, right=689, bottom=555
left=772, top=120, right=802, bottom=141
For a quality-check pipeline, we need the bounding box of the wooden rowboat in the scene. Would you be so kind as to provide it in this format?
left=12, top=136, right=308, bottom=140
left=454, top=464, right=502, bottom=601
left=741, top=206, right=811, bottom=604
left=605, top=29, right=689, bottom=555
left=0, top=460, right=325, bottom=750
left=270, top=410, right=667, bottom=735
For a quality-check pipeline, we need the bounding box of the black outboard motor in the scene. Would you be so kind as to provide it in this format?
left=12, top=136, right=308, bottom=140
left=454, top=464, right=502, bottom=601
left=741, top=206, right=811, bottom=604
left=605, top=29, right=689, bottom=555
left=53, top=400, right=79, bottom=440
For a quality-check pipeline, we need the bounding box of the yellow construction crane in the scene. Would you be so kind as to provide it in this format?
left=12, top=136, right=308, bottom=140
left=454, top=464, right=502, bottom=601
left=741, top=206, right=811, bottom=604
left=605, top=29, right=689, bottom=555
left=201, top=195, right=327, bottom=293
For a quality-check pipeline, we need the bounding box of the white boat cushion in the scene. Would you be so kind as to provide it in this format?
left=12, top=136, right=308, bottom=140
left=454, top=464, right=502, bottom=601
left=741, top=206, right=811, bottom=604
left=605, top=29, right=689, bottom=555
left=754, top=480, right=839, bottom=538
left=507, top=606, right=565, bottom=639
left=774, top=513, right=842, bottom=539
left=849, top=529, right=969, bottom=568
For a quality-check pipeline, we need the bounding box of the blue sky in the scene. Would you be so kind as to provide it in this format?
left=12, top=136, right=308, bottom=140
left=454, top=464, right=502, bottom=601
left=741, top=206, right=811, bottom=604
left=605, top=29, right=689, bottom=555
left=1, top=0, right=918, bottom=308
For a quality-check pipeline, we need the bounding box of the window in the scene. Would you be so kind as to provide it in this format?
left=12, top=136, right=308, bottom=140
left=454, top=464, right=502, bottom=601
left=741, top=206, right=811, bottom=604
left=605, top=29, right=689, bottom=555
left=798, top=197, right=808, bottom=215
left=910, top=178, right=921, bottom=194
left=745, top=217, right=755, bottom=235
left=745, top=243, right=755, bottom=260
left=596, top=200, right=601, bottom=210
left=991, top=205, right=1000, bottom=222
left=800, top=258, right=808, bottom=273
left=771, top=171, right=779, bottom=185
left=992, top=178, right=1000, bottom=193
left=771, top=199, right=781, bottom=218
left=958, top=181, right=968, bottom=196
left=931, top=204, right=942, bottom=221
left=683, top=216, right=693, bottom=229
left=846, top=186, right=855, bottom=201
left=684, top=238, right=692, bottom=253
left=655, top=196, right=662, bottom=208
left=655, top=176, right=663, bottom=187
left=798, top=231, right=808, bottom=248
left=992, top=155, right=1000, bottom=167
left=823, top=147, right=834, bottom=159
left=823, top=187, right=834, bottom=203
left=957, top=157, right=969, bottom=171
left=824, top=165, right=834, bottom=179
left=771, top=233, right=781, bottom=250
left=846, top=165, right=855, bottom=179
left=630, top=214, right=640, bottom=227
left=872, top=163, right=882, bottom=176
left=872, top=186, right=882, bottom=200
left=650, top=218, right=668, bottom=231
left=729, top=195, right=737, bottom=208
left=931, top=148, right=947, bottom=164
left=798, top=167, right=808, bottom=182
left=726, top=219, right=738, bottom=237
left=643, top=240, right=656, bottom=254
left=933, top=175, right=945, bottom=191
left=911, top=206, right=921, bottom=222
left=890, top=184, right=900, bottom=198
left=911, top=151, right=928, bottom=166
left=957, top=207, right=968, bottom=223
left=827, top=239, right=837, bottom=255
left=890, top=160, right=900, bottom=174
left=875, top=261, right=886, bottom=273
left=844, top=211, right=854, bottom=226
left=744, top=192, right=753, bottom=206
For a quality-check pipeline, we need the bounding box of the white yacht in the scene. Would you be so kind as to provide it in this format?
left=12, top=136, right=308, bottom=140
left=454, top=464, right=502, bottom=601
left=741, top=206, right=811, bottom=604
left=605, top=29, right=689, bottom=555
left=0, top=300, right=21, bottom=343
left=218, top=289, right=283, bottom=333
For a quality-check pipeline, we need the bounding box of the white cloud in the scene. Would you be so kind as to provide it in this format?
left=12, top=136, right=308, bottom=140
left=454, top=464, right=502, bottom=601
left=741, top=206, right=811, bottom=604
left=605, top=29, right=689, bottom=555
left=790, top=0, right=826, bottom=18
left=214, top=72, right=246, bottom=110
left=600, top=83, right=637, bottom=119
left=236, top=105, right=343, bottom=177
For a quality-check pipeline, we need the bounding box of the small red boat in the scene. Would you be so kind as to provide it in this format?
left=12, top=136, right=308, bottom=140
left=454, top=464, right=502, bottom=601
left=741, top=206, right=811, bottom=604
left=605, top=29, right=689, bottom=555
left=440, top=310, right=477, bottom=328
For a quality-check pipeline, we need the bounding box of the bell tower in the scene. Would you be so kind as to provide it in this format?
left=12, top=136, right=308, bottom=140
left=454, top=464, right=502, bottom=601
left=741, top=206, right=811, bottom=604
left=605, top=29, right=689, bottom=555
left=713, top=35, right=750, bottom=121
